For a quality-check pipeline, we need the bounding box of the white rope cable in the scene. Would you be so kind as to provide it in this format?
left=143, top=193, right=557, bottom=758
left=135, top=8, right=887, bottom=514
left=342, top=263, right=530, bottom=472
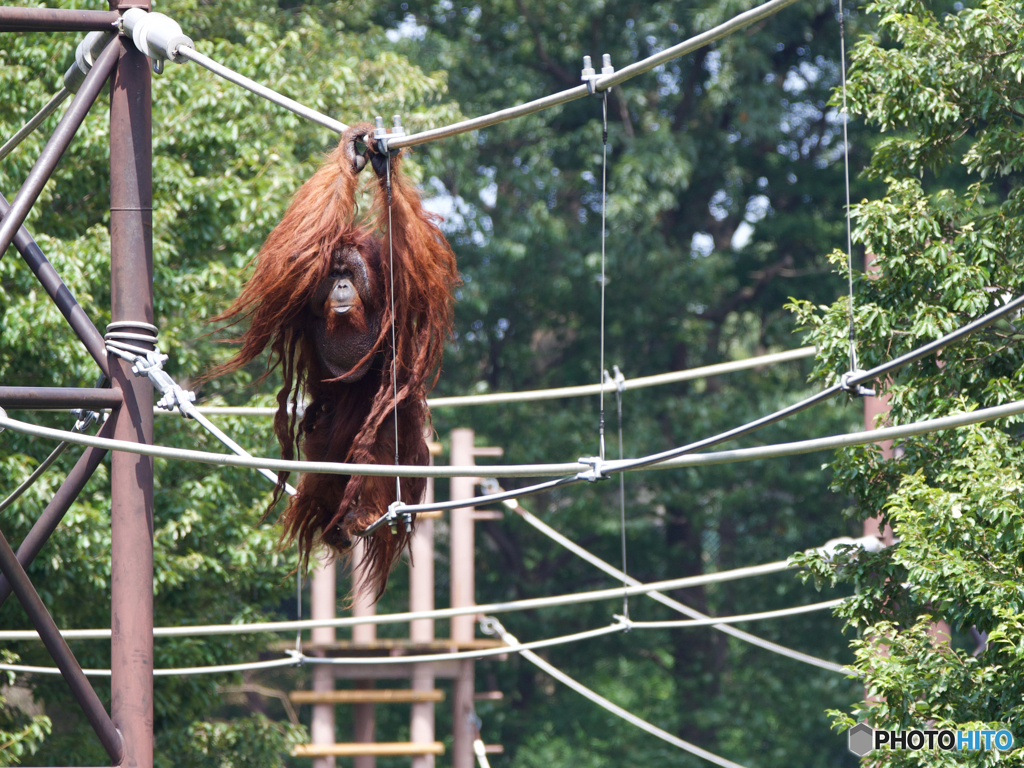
left=481, top=618, right=749, bottom=768
left=473, top=738, right=492, bottom=768
left=152, top=0, right=795, bottom=149
left=509, top=501, right=854, bottom=675
left=387, top=0, right=801, bottom=150
left=0, top=655, right=302, bottom=678
left=174, top=46, right=348, bottom=135
left=181, top=347, right=816, bottom=414
left=4, top=398, right=1024, bottom=483
left=0, top=623, right=626, bottom=677
left=0, top=87, right=71, bottom=161
left=621, top=598, right=845, bottom=629
left=303, top=622, right=626, bottom=666
left=0, top=559, right=794, bottom=641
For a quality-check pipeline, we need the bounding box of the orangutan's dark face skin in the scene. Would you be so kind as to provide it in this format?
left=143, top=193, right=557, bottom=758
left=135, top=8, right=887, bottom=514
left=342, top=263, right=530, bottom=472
left=309, top=247, right=379, bottom=381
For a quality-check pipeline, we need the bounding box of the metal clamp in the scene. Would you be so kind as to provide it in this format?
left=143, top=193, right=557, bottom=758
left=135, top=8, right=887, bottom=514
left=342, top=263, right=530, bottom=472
left=105, top=338, right=198, bottom=418
left=605, top=365, right=626, bottom=394
left=373, top=115, right=406, bottom=155
left=576, top=455, right=609, bottom=482
left=581, top=54, right=614, bottom=95
left=478, top=615, right=501, bottom=636
left=120, top=8, right=194, bottom=74
left=840, top=369, right=876, bottom=398
left=63, top=31, right=115, bottom=94
left=357, top=500, right=413, bottom=537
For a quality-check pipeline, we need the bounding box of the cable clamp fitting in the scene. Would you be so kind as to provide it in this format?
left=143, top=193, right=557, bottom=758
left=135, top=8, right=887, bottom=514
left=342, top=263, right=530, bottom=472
left=604, top=365, right=626, bottom=394
left=121, top=8, right=194, bottom=74
left=478, top=615, right=501, bottom=637
left=581, top=54, right=613, bottom=95
left=283, top=648, right=306, bottom=666
left=105, top=339, right=197, bottom=418
left=63, top=31, right=115, bottom=94
left=357, top=500, right=413, bottom=537
left=839, top=369, right=876, bottom=398
left=576, top=455, right=609, bottom=482
left=373, top=115, right=406, bottom=155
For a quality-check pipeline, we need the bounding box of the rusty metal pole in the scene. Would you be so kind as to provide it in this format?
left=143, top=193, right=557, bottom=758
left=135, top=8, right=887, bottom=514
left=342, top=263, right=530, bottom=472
left=109, top=7, right=155, bottom=766
left=310, top=556, right=337, bottom=768
left=352, top=540, right=376, bottom=768
left=410, top=456, right=435, bottom=768
left=449, top=429, right=477, bottom=768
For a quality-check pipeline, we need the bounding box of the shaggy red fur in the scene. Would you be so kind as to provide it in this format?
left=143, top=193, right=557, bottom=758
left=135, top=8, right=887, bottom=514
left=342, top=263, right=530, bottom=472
left=211, top=123, right=459, bottom=598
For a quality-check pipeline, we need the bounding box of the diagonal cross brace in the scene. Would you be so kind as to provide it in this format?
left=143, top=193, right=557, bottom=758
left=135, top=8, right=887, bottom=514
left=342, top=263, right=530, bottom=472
left=0, top=193, right=109, bottom=375
left=0, top=526, right=123, bottom=763
left=0, top=36, right=119, bottom=268
left=0, top=414, right=117, bottom=610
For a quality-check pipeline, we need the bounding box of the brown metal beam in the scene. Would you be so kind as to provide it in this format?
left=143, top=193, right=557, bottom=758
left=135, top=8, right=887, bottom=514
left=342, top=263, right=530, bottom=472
left=0, top=415, right=117, bottom=609
left=0, top=387, right=122, bottom=410
left=0, top=526, right=123, bottom=763
left=0, top=35, right=118, bottom=264
left=109, top=17, right=155, bottom=767
left=0, top=7, right=119, bottom=32
left=0, top=193, right=111, bottom=375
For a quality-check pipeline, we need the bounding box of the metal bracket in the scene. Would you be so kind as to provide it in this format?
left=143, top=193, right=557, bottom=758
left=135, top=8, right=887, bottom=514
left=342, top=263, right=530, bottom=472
left=576, top=455, right=609, bottom=482
left=605, top=365, right=626, bottom=394
left=840, top=369, right=876, bottom=398
left=373, top=114, right=406, bottom=155
left=104, top=333, right=198, bottom=418
left=357, top=500, right=413, bottom=537
left=120, top=8, right=194, bottom=75
left=581, top=54, right=614, bottom=95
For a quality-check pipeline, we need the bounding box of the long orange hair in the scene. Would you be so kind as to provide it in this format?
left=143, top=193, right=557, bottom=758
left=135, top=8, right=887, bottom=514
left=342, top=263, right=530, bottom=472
left=211, top=124, right=459, bottom=597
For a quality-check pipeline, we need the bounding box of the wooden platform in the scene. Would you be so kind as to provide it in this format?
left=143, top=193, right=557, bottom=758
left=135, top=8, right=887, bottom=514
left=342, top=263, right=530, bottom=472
left=290, top=689, right=445, bottom=705
left=292, top=742, right=445, bottom=757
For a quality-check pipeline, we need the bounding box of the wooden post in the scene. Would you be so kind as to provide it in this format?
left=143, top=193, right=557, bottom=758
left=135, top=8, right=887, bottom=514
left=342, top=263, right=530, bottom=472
left=310, top=556, right=336, bottom=768
left=449, top=429, right=476, bottom=768
left=352, top=541, right=376, bottom=768
left=410, top=463, right=435, bottom=768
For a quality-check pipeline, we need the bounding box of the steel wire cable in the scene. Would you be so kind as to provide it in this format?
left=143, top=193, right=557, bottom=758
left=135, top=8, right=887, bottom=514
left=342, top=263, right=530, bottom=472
left=3, top=396, right=1024, bottom=484
left=0, top=557, right=798, bottom=641
left=501, top=490, right=852, bottom=674
left=482, top=617, right=750, bottom=768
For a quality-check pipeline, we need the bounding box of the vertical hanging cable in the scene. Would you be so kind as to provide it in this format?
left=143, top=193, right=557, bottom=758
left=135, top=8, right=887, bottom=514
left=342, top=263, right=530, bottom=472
left=387, top=154, right=401, bottom=502
left=598, top=90, right=609, bottom=461
left=839, top=0, right=856, bottom=374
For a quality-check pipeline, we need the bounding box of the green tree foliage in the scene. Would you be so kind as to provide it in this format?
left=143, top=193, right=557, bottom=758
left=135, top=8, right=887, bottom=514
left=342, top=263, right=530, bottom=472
left=0, top=0, right=450, bottom=763
left=788, top=0, right=1024, bottom=762
left=0, top=653, right=50, bottom=767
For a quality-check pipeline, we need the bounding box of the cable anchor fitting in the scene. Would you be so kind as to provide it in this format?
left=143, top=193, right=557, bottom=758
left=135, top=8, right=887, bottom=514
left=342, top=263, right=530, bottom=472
left=357, top=500, right=413, bottom=538
left=581, top=54, right=614, bottom=95
left=840, top=369, right=875, bottom=398
left=576, top=455, right=609, bottom=482
left=121, top=8, right=194, bottom=75
left=604, top=365, right=626, bottom=394
left=63, top=31, right=115, bottom=93
left=105, top=334, right=198, bottom=418
left=373, top=115, right=406, bottom=155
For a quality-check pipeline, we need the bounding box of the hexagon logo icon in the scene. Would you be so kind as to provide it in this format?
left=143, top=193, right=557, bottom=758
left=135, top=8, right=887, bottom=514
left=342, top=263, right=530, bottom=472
left=848, top=722, right=874, bottom=756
